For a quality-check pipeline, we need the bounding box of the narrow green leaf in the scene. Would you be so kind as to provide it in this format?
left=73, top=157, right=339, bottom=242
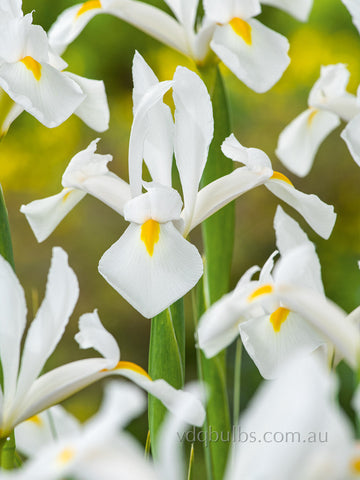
left=0, top=185, right=16, bottom=470
left=194, top=66, right=233, bottom=480
left=148, top=299, right=185, bottom=457
left=195, top=278, right=231, bottom=480
left=0, top=185, right=14, bottom=270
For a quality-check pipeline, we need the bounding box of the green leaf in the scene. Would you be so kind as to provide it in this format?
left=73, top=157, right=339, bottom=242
left=0, top=185, right=14, bottom=270
left=194, top=65, right=234, bottom=480
left=148, top=299, right=185, bottom=457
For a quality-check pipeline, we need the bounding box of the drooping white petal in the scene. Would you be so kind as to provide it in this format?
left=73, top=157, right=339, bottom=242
left=276, top=108, right=340, bottom=177
left=15, top=405, right=81, bottom=458
left=342, top=0, right=360, bottom=34
left=48, top=0, right=189, bottom=57
left=64, top=72, right=109, bottom=132
left=129, top=80, right=174, bottom=198
left=173, top=66, right=213, bottom=231
left=20, top=189, right=86, bottom=243
left=225, top=355, right=352, bottom=480
left=261, top=0, right=313, bottom=21
left=75, top=310, right=120, bottom=368
left=15, top=248, right=79, bottom=405
left=0, top=61, right=85, bottom=128
left=239, top=311, right=325, bottom=379
left=274, top=283, right=360, bottom=369
left=274, top=206, right=324, bottom=294
left=203, top=0, right=261, bottom=23
left=188, top=166, right=272, bottom=233
left=124, top=185, right=183, bottom=225
left=132, top=51, right=174, bottom=187
left=197, top=291, right=246, bottom=357
left=0, top=255, right=27, bottom=410
left=48, top=2, right=104, bottom=55
left=265, top=175, right=336, bottom=239
left=210, top=19, right=290, bottom=93
left=341, top=113, right=360, bottom=167
left=98, top=221, right=203, bottom=318
left=309, top=64, right=359, bottom=121
left=0, top=87, right=24, bottom=136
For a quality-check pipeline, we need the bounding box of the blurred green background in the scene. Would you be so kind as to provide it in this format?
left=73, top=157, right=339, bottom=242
left=2, top=0, right=360, bottom=467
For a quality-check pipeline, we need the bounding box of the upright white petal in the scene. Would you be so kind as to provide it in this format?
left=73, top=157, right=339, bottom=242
left=75, top=310, right=120, bottom=367
left=98, top=221, right=203, bottom=318
left=276, top=108, right=340, bottom=177
left=64, top=72, right=110, bottom=132
left=0, top=0, right=23, bottom=17
left=129, top=80, right=174, bottom=197
left=0, top=255, right=27, bottom=411
left=274, top=206, right=324, bottom=294
left=20, top=189, right=86, bottom=243
left=15, top=248, right=79, bottom=404
left=163, top=0, right=199, bottom=31
left=265, top=175, right=337, bottom=239
left=132, top=51, right=174, bottom=186
left=261, top=0, right=313, bottom=21
left=173, top=66, right=213, bottom=231
left=309, top=64, right=359, bottom=121
left=210, top=19, right=290, bottom=93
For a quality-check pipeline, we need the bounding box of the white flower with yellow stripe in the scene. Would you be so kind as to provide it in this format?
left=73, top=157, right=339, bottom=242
left=198, top=207, right=359, bottom=379
left=48, top=0, right=290, bottom=93
left=276, top=64, right=360, bottom=176
left=21, top=54, right=276, bottom=318
left=0, top=246, right=205, bottom=441
left=0, top=3, right=109, bottom=135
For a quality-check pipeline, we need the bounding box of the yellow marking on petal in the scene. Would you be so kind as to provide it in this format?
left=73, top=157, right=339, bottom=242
left=307, top=107, right=318, bottom=126
left=62, top=188, right=73, bottom=203
left=20, top=56, right=42, bottom=81
left=141, top=219, right=160, bottom=256
left=270, top=171, right=294, bottom=187
left=248, top=284, right=273, bottom=302
left=56, top=447, right=75, bottom=465
left=101, top=361, right=152, bottom=380
left=350, top=456, right=360, bottom=473
left=76, top=0, right=102, bottom=17
left=229, top=18, right=252, bottom=45
left=27, top=414, right=43, bottom=426
left=269, top=307, right=290, bottom=333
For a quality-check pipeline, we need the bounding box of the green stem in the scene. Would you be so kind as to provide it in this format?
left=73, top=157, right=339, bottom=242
left=0, top=185, right=16, bottom=469
left=194, top=65, right=234, bottom=480
left=233, top=339, right=242, bottom=427
left=148, top=299, right=185, bottom=458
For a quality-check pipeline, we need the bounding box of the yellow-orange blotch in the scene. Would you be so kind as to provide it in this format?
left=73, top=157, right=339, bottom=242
left=269, top=307, right=290, bottom=332
left=307, top=107, right=319, bottom=127
left=57, top=447, right=75, bottom=465
left=76, top=0, right=102, bottom=17
left=27, top=414, right=43, bottom=426
left=270, top=171, right=294, bottom=187
left=20, top=56, right=42, bottom=81
left=100, top=361, right=152, bottom=380
left=248, top=284, right=273, bottom=302
left=141, top=219, right=160, bottom=256
left=229, top=18, right=252, bottom=45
